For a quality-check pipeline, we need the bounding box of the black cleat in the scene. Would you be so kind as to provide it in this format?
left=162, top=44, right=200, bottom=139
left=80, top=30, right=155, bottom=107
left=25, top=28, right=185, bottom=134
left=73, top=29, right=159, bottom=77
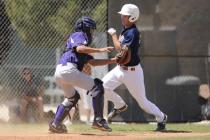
left=49, top=122, right=67, bottom=133
left=156, top=114, right=167, bottom=131
left=92, top=118, right=112, bottom=132
left=107, top=104, right=128, bottom=122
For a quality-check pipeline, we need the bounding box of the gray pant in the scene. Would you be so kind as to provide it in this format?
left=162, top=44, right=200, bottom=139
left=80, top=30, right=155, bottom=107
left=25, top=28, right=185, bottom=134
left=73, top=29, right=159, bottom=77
left=54, top=63, right=94, bottom=98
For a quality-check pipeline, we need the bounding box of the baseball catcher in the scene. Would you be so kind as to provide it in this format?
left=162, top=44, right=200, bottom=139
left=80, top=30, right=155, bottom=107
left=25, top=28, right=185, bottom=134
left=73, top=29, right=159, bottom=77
left=49, top=16, right=116, bottom=133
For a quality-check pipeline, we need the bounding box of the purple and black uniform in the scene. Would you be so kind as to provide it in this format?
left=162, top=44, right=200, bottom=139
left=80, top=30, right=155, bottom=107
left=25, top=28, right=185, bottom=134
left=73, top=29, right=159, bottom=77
left=49, top=16, right=112, bottom=133
left=49, top=21, right=111, bottom=132
left=59, top=32, right=93, bottom=71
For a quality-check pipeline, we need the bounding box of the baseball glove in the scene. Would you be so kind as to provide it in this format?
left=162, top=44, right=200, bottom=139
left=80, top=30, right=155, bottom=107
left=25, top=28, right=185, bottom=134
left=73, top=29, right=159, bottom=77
left=115, top=46, right=130, bottom=65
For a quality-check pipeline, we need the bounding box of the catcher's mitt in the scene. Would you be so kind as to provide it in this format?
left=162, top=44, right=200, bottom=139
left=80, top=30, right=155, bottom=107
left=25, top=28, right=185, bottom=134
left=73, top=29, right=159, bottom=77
left=115, top=46, right=130, bottom=65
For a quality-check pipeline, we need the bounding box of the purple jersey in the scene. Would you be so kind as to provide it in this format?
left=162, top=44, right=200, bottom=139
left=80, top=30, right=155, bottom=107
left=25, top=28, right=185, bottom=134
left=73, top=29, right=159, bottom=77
left=59, top=32, right=94, bottom=71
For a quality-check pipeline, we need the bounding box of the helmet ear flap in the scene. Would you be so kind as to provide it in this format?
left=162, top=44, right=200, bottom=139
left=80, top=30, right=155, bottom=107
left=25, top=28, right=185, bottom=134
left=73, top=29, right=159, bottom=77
left=128, top=15, right=136, bottom=23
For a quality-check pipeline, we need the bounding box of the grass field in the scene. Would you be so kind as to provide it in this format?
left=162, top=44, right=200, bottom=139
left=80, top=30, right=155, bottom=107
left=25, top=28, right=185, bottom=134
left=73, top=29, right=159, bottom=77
left=0, top=122, right=210, bottom=140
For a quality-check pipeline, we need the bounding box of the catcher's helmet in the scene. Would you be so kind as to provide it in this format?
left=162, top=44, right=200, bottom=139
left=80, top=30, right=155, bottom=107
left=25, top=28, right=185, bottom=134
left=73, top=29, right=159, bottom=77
left=75, top=16, right=96, bottom=32
left=118, top=4, right=140, bottom=23
left=75, top=16, right=96, bottom=44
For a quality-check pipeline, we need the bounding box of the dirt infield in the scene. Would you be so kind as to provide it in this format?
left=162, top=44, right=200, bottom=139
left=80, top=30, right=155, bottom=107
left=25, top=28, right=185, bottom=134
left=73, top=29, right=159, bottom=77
left=0, top=132, right=210, bottom=140
left=0, top=123, right=210, bottom=140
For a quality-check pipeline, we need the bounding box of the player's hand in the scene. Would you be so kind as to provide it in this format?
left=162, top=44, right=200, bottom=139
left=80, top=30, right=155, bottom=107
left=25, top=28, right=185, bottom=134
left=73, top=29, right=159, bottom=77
left=107, top=28, right=116, bottom=36
left=100, top=46, right=114, bottom=52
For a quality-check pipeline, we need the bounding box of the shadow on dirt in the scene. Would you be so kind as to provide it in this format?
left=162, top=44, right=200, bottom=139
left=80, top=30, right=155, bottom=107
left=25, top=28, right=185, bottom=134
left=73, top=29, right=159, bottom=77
left=80, top=133, right=126, bottom=136
left=153, top=130, right=192, bottom=133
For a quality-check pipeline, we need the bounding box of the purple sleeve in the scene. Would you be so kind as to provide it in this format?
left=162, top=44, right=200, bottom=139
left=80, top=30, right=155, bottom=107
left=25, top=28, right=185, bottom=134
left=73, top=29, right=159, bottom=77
left=66, top=32, right=88, bottom=49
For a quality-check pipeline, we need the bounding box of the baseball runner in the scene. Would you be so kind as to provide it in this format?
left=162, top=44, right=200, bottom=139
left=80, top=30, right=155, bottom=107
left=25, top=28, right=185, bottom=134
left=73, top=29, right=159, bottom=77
left=49, top=16, right=116, bottom=133
left=103, top=4, right=167, bottom=131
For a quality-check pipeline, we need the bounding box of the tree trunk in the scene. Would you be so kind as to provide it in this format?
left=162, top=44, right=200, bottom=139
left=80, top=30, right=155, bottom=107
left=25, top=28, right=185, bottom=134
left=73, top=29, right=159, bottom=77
left=0, top=0, right=12, bottom=65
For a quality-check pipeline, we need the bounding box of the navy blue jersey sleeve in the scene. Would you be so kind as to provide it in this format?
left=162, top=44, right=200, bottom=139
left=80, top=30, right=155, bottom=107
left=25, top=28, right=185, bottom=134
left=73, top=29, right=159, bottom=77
left=122, top=32, right=135, bottom=46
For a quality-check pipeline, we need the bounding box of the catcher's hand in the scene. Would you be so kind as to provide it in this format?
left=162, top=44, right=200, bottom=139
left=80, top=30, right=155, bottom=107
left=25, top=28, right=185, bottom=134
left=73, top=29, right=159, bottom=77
left=115, top=46, right=130, bottom=65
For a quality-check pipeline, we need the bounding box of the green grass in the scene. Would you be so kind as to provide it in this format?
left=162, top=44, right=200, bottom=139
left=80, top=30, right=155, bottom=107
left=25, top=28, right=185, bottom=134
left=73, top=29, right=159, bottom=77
left=69, top=123, right=210, bottom=133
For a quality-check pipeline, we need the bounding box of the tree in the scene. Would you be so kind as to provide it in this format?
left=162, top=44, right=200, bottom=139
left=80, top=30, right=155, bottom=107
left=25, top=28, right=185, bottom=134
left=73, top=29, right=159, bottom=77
left=5, top=0, right=77, bottom=48
left=0, top=0, right=12, bottom=65
left=5, top=0, right=107, bottom=48
left=92, top=0, right=107, bottom=31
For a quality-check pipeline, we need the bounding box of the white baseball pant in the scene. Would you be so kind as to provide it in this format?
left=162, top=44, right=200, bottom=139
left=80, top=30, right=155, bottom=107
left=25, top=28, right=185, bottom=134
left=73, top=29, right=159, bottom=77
left=103, top=64, right=165, bottom=122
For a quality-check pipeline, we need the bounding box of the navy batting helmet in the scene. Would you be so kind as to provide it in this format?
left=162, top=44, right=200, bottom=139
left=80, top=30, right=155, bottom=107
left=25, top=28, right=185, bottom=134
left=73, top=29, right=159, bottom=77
left=75, top=16, right=96, bottom=45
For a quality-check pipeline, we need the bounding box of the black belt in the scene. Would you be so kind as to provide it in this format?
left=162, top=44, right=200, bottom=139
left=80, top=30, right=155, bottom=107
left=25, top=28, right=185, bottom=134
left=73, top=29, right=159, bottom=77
left=120, top=66, right=135, bottom=71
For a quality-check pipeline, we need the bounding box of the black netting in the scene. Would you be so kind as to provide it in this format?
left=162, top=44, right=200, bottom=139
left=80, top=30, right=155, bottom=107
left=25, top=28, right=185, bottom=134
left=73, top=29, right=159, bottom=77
left=0, top=0, right=107, bottom=123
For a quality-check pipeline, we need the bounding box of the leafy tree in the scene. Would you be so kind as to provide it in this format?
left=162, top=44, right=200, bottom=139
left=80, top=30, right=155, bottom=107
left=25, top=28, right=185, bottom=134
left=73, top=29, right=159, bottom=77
left=92, top=0, right=107, bottom=31
left=5, top=0, right=107, bottom=48
left=0, top=0, right=12, bottom=64
left=5, top=0, right=77, bottom=48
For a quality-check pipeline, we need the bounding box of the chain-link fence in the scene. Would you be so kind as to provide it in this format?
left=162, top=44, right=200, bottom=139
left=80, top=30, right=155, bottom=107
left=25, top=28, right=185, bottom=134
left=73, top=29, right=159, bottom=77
left=0, top=0, right=108, bottom=123
left=1, top=0, right=210, bottom=124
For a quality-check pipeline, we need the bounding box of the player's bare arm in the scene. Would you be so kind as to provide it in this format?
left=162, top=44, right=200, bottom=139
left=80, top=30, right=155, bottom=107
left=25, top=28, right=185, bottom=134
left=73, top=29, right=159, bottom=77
left=87, top=58, right=117, bottom=66
left=107, top=28, right=121, bottom=51
left=76, top=45, right=114, bottom=53
left=111, top=34, right=121, bottom=51
left=121, top=46, right=131, bottom=64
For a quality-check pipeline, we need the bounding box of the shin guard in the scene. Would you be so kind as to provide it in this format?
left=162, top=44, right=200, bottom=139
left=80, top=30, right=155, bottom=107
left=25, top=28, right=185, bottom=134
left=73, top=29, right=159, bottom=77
left=52, top=92, right=80, bottom=125
left=88, top=78, right=105, bottom=120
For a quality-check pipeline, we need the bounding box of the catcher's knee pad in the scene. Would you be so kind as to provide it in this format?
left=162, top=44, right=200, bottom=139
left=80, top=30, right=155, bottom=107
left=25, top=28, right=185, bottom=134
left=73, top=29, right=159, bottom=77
left=88, top=78, right=104, bottom=97
left=53, top=91, right=80, bottom=124
left=62, top=91, right=80, bottom=107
